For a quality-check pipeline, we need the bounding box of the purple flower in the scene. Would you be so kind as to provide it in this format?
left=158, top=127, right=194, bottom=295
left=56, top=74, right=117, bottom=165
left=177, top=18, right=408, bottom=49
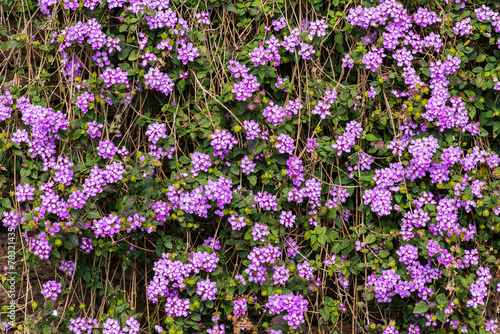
left=265, top=293, right=308, bottom=329
left=298, top=42, right=314, bottom=60
left=485, top=319, right=498, bottom=333
left=243, top=120, right=261, bottom=140
left=15, top=183, right=35, bottom=202
left=146, top=122, right=167, bottom=144
left=306, top=138, right=318, bottom=152
left=254, top=191, right=278, bottom=211
left=251, top=223, right=269, bottom=242
left=228, top=60, right=250, bottom=78
left=87, top=121, right=103, bottom=138
left=59, top=260, right=75, bottom=276
left=232, top=73, right=260, bottom=101
left=196, top=11, right=210, bottom=25
left=76, top=92, right=95, bottom=113
left=240, top=155, right=256, bottom=174
left=275, top=134, right=295, bottom=154
left=97, top=140, right=117, bottom=159
left=196, top=279, right=217, bottom=301
left=144, top=67, right=175, bottom=96
left=332, top=121, right=363, bottom=156
left=191, top=151, right=211, bottom=176
left=41, top=280, right=62, bottom=300
left=263, top=101, right=286, bottom=126
left=210, top=129, right=238, bottom=158
left=362, top=47, right=385, bottom=72
left=297, top=262, right=314, bottom=280
left=233, top=299, right=247, bottom=317
left=177, top=42, right=199, bottom=65
left=92, top=214, right=121, bottom=238
left=453, top=18, right=472, bottom=36
left=101, top=67, right=129, bottom=88
left=272, top=17, right=287, bottom=31
left=279, top=210, right=296, bottom=227
left=202, top=237, right=221, bottom=250
left=228, top=214, right=247, bottom=230
left=396, top=244, right=418, bottom=265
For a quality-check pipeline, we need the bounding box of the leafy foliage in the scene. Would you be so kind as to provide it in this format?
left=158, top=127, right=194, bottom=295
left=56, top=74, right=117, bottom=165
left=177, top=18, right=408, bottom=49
left=1, top=0, right=500, bottom=333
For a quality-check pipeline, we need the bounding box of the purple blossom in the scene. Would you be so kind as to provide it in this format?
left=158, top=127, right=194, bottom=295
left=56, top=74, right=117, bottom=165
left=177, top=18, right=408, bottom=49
left=144, top=67, right=175, bottom=96
left=233, top=299, right=247, bottom=316
left=196, top=279, right=217, bottom=301
left=92, top=214, right=121, bottom=238
left=177, top=43, right=199, bottom=65
left=275, top=134, right=295, bottom=154
left=240, top=155, right=256, bottom=174
left=297, top=262, right=314, bottom=280
left=332, top=121, right=363, bottom=156
left=101, top=67, right=129, bottom=88
left=191, top=151, right=211, bottom=176
left=15, top=183, right=35, bottom=202
left=87, top=121, right=103, bottom=138
left=196, top=11, right=210, bottom=25
left=210, top=129, right=238, bottom=158
left=2, top=211, right=25, bottom=229
left=68, top=317, right=99, bottom=334
left=453, top=18, right=473, bottom=36
left=41, top=280, right=62, bottom=300
left=265, top=293, right=308, bottom=329
left=243, top=120, right=261, bottom=140
left=263, top=101, right=286, bottom=126
left=254, top=191, right=278, bottom=211
left=228, top=214, right=247, bottom=230
left=272, top=265, right=290, bottom=285
left=146, top=122, right=167, bottom=144
left=362, top=47, right=385, bottom=72
left=232, top=73, right=260, bottom=101
left=251, top=223, right=269, bottom=242
left=279, top=210, right=296, bottom=227
left=59, top=260, right=75, bottom=276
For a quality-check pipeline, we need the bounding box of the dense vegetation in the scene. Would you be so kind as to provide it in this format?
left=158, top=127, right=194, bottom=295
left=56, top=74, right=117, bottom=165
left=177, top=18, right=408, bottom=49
left=1, top=0, right=500, bottom=333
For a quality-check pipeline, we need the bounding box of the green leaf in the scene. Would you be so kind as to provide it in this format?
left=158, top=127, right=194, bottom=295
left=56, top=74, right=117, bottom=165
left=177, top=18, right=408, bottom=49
left=365, top=134, right=378, bottom=141
left=118, top=46, right=132, bottom=60
left=123, top=196, right=136, bottom=211
left=191, top=313, right=201, bottom=322
left=365, top=234, right=376, bottom=244
left=476, top=54, right=487, bottom=62
left=340, top=239, right=350, bottom=250
left=20, top=168, right=31, bottom=178
left=128, top=49, right=139, bottom=61
left=436, top=293, right=447, bottom=305
left=179, top=156, right=191, bottom=165
left=177, top=80, right=186, bottom=92
left=230, top=165, right=240, bottom=175
left=116, top=196, right=127, bottom=210
left=436, top=309, right=446, bottom=323
left=1, top=198, right=12, bottom=209
left=378, top=250, right=390, bottom=258
left=87, top=211, right=101, bottom=219
left=68, top=234, right=79, bottom=246
left=413, top=301, right=429, bottom=314
left=248, top=175, right=257, bottom=186
left=473, top=66, right=484, bottom=73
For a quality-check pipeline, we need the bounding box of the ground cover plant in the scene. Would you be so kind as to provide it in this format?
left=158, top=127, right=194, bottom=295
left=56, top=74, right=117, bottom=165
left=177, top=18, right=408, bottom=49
left=1, top=0, right=500, bottom=333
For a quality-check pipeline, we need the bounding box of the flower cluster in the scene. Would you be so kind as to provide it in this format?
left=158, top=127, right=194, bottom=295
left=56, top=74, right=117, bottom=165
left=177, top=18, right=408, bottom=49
left=332, top=121, right=363, bottom=155
left=41, top=280, right=62, bottom=300
left=210, top=129, right=238, bottom=158
left=265, top=293, right=308, bottom=329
